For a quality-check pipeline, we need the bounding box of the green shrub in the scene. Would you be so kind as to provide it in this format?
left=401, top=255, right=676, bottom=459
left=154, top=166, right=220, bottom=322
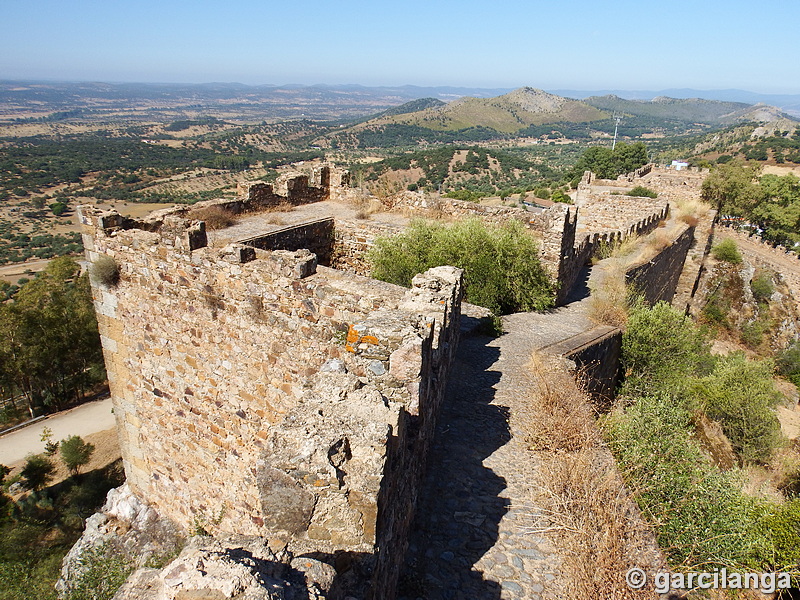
left=550, top=189, right=572, bottom=204
left=49, top=202, right=67, bottom=216
left=777, top=340, right=800, bottom=386
left=740, top=316, right=771, bottom=349
left=689, top=354, right=783, bottom=464
left=20, top=454, right=56, bottom=492
left=604, top=394, right=765, bottom=567
left=712, top=238, right=743, bottom=264
left=750, top=271, right=774, bottom=303
left=626, top=186, right=658, bottom=198
left=759, top=499, right=800, bottom=568
left=701, top=292, right=730, bottom=326
left=63, top=544, right=135, bottom=600
left=368, top=218, right=555, bottom=315
left=0, top=465, right=11, bottom=524
left=622, top=302, right=712, bottom=395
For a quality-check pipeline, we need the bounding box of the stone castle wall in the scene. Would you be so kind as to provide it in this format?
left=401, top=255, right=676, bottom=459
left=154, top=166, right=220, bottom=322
left=78, top=197, right=463, bottom=598
left=626, top=224, right=696, bottom=305
left=240, top=217, right=335, bottom=265
left=71, top=158, right=716, bottom=597
left=716, top=225, right=800, bottom=296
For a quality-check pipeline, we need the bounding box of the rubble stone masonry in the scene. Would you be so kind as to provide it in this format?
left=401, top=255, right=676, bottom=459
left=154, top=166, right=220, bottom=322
left=78, top=192, right=463, bottom=598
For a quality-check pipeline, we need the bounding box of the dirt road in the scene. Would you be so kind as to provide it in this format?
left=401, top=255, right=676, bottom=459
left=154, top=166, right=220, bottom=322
left=0, top=397, right=115, bottom=466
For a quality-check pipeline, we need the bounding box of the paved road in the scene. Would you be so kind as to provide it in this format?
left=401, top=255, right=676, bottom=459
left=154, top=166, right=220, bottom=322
left=0, top=397, right=115, bottom=465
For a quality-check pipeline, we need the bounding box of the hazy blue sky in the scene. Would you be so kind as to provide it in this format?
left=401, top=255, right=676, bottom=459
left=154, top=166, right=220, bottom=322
left=1, top=0, right=797, bottom=93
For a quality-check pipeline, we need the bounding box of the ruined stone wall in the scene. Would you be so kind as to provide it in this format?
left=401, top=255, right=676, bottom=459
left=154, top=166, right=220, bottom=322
left=715, top=225, right=800, bottom=297
left=565, top=330, right=623, bottom=405
left=331, top=219, right=404, bottom=276
left=639, top=166, right=707, bottom=204
left=619, top=163, right=654, bottom=181
left=78, top=204, right=463, bottom=599
left=626, top=225, right=696, bottom=305
left=673, top=208, right=717, bottom=315
left=240, top=217, right=335, bottom=266
left=383, top=191, right=529, bottom=224
left=236, top=165, right=332, bottom=208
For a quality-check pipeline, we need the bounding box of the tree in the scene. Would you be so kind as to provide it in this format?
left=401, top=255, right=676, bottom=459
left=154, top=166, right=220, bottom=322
left=0, top=257, right=104, bottom=416
left=688, top=354, right=783, bottom=464
left=49, top=202, right=67, bottom=216
left=20, top=454, right=55, bottom=492
left=569, top=142, right=649, bottom=182
left=701, top=161, right=763, bottom=215
left=60, top=435, right=95, bottom=476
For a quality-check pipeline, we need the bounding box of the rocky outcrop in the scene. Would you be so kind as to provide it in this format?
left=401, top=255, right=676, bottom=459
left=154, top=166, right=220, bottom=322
left=113, top=536, right=337, bottom=600
left=57, top=484, right=184, bottom=598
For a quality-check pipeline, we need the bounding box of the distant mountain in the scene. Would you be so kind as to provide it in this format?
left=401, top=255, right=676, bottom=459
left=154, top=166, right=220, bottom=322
left=552, top=88, right=800, bottom=117
left=363, top=87, right=608, bottom=134
left=379, top=97, right=446, bottom=117
left=582, top=95, right=796, bottom=125
left=2, top=80, right=796, bottom=126
left=583, top=95, right=750, bottom=124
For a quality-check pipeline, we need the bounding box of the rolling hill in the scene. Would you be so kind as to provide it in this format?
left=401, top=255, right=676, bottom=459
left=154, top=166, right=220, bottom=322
left=582, top=95, right=793, bottom=125
left=367, top=87, right=609, bottom=134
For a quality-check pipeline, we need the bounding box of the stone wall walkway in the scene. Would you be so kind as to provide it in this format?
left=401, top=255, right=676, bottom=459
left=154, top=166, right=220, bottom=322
left=398, top=206, right=708, bottom=599
left=398, top=308, right=599, bottom=600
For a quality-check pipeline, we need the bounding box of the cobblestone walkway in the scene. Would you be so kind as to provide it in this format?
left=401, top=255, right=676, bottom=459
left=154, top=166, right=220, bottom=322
left=399, top=308, right=596, bottom=600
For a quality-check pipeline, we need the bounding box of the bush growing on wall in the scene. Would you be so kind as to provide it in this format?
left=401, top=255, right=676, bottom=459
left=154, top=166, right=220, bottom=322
left=368, top=218, right=555, bottom=315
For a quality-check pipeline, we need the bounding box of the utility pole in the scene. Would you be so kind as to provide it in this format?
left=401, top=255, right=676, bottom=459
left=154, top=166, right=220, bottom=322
left=612, top=112, right=622, bottom=150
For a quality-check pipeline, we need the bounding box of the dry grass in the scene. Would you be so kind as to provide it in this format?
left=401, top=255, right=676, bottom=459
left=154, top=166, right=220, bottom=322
left=264, top=200, right=295, bottom=213
left=646, top=230, right=672, bottom=252
left=532, top=452, right=659, bottom=600
left=588, top=262, right=632, bottom=327
left=592, top=234, right=640, bottom=265
left=521, top=353, right=662, bottom=599
left=90, top=255, right=120, bottom=287
left=264, top=214, right=286, bottom=226
left=187, top=205, right=238, bottom=230
left=674, top=196, right=709, bottom=227
left=520, top=353, right=600, bottom=452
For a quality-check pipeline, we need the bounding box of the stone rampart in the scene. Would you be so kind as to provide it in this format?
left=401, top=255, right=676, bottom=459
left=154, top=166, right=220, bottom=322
left=539, top=326, right=622, bottom=404
left=576, top=195, right=668, bottom=236
left=382, top=191, right=529, bottom=223
left=78, top=203, right=463, bottom=599
left=714, top=225, right=800, bottom=304
left=626, top=225, right=696, bottom=305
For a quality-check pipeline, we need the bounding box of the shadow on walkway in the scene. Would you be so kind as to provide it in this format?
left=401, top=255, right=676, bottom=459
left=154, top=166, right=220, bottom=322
left=398, top=333, right=509, bottom=600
